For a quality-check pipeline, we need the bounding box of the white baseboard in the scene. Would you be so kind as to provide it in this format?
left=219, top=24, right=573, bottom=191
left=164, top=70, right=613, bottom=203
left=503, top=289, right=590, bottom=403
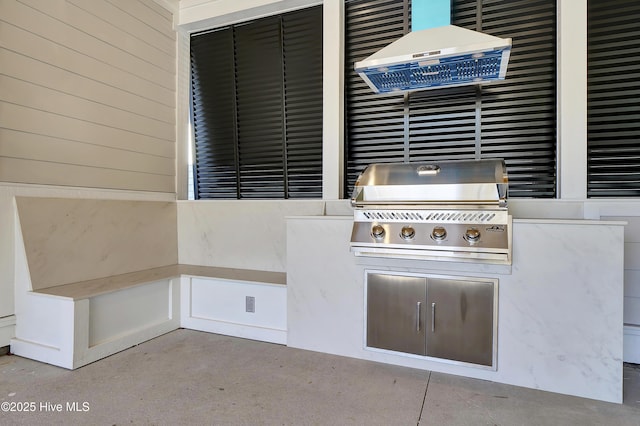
left=0, top=316, right=16, bottom=348
left=182, top=316, right=286, bottom=345
left=624, top=325, right=640, bottom=364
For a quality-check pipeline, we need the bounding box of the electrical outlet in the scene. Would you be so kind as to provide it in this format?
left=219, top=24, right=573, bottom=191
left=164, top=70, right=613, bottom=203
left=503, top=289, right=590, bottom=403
left=245, top=296, right=255, bottom=313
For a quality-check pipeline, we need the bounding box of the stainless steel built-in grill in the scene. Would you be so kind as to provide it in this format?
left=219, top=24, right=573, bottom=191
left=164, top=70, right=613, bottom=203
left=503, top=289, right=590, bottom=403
left=350, top=159, right=512, bottom=265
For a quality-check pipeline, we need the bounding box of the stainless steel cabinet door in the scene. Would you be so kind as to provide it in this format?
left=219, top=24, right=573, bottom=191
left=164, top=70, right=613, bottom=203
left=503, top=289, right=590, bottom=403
left=426, top=278, right=494, bottom=366
left=367, top=273, right=427, bottom=355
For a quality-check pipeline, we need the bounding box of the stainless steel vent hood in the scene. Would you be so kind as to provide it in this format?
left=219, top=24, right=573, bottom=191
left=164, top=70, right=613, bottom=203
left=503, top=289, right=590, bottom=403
left=354, top=25, right=512, bottom=93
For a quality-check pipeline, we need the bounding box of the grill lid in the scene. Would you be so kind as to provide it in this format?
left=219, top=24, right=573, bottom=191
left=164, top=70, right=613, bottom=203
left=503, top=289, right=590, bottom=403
left=351, top=159, right=508, bottom=207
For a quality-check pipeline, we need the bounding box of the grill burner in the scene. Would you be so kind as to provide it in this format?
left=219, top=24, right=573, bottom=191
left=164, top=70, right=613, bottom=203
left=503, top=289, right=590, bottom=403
left=350, top=159, right=512, bottom=265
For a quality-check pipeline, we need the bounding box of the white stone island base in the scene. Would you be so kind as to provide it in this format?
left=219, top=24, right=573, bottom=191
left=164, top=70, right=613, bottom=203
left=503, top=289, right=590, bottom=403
left=286, top=216, right=625, bottom=404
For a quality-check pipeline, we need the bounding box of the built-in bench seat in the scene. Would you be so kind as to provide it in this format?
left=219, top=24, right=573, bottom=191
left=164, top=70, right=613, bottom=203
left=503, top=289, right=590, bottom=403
left=34, top=265, right=286, bottom=300
left=11, top=197, right=288, bottom=370
left=13, top=263, right=286, bottom=370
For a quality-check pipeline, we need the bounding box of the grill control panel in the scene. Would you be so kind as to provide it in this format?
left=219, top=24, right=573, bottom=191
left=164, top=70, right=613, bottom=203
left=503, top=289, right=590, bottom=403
left=356, top=222, right=509, bottom=249
left=352, top=208, right=511, bottom=264
left=351, top=215, right=511, bottom=265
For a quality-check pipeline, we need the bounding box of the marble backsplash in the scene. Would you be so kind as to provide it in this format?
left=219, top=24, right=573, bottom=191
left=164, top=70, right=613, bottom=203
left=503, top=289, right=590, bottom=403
left=177, top=200, right=325, bottom=272
left=15, top=197, right=178, bottom=290
left=14, top=198, right=326, bottom=291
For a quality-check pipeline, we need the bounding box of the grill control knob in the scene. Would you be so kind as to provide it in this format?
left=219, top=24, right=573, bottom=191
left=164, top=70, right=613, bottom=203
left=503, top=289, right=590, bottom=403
left=432, top=226, right=447, bottom=241
left=400, top=226, right=416, bottom=240
left=371, top=225, right=385, bottom=239
left=465, top=228, right=481, bottom=243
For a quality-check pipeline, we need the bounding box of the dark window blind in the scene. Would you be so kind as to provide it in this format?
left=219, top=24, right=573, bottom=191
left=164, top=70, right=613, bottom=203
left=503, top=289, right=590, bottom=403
left=587, top=0, right=640, bottom=197
left=191, top=28, right=237, bottom=199
left=344, top=0, right=408, bottom=188
left=235, top=17, right=285, bottom=198
left=282, top=9, right=324, bottom=198
left=345, top=0, right=557, bottom=198
left=475, top=0, right=557, bottom=198
left=408, top=87, right=477, bottom=163
left=190, top=6, right=322, bottom=199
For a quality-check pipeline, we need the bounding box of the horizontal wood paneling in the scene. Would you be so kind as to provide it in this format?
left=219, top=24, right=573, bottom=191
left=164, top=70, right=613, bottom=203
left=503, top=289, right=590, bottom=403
left=109, top=0, right=176, bottom=40
left=2, top=0, right=174, bottom=89
left=0, top=129, right=174, bottom=176
left=0, top=21, right=174, bottom=107
left=0, top=158, right=174, bottom=193
left=0, top=0, right=176, bottom=193
left=0, top=75, right=174, bottom=141
left=0, top=49, right=174, bottom=123
left=67, top=0, right=175, bottom=56
left=19, top=0, right=175, bottom=73
left=0, top=103, right=174, bottom=158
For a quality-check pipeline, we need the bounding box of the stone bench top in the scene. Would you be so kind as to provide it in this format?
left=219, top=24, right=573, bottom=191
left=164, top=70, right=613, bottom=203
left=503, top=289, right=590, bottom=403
left=33, top=264, right=287, bottom=301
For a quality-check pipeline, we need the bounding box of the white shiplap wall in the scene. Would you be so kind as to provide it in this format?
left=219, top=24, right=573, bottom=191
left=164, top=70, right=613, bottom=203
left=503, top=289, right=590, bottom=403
left=0, top=0, right=176, bottom=193
left=0, top=0, right=177, bottom=346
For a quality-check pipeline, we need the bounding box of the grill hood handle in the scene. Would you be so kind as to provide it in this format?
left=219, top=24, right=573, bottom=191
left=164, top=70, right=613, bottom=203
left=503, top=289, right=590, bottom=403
left=417, top=165, right=441, bottom=176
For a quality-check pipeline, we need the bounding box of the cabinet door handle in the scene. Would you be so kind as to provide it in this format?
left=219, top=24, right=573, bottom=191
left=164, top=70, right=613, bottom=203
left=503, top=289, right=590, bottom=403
left=431, top=302, right=436, bottom=332
left=416, top=301, right=422, bottom=332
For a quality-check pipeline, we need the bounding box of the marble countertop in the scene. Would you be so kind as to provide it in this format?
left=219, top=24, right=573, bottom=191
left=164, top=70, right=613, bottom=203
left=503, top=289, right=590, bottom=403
left=512, top=218, right=627, bottom=225
left=287, top=215, right=627, bottom=226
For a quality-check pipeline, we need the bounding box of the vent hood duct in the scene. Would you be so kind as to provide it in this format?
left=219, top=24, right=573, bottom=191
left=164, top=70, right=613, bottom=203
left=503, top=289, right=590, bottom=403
left=354, top=3, right=512, bottom=93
